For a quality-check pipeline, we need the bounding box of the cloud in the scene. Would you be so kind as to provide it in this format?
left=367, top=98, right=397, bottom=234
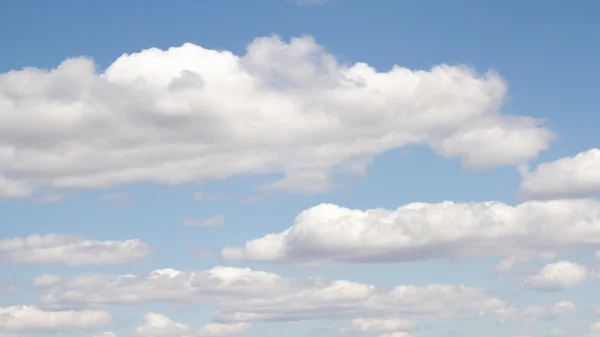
left=339, top=317, right=418, bottom=333
left=590, top=321, right=600, bottom=332
left=32, top=274, right=64, bottom=287
left=133, top=312, right=190, bottom=337
left=495, top=301, right=577, bottom=323
left=184, top=215, right=226, bottom=227
left=0, top=234, right=150, bottom=265
left=0, top=305, right=111, bottom=333
left=133, top=313, right=249, bottom=337
left=0, top=175, right=32, bottom=199
left=520, top=261, right=596, bottom=291
left=0, top=35, right=554, bottom=198
left=34, top=266, right=511, bottom=323
left=222, top=199, right=600, bottom=266
left=519, top=148, right=600, bottom=200
left=262, top=171, right=332, bottom=193
left=193, top=192, right=235, bottom=201
left=95, top=333, right=117, bottom=337
left=102, top=192, right=130, bottom=205
left=197, top=322, right=250, bottom=336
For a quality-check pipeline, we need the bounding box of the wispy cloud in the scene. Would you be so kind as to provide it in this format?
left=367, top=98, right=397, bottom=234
left=0, top=234, right=150, bottom=265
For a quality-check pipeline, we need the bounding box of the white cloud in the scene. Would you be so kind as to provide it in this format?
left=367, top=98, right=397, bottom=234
left=339, top=317, right=417, bottom=333
left=184, top=215, right=226, bottom=227
left=197, top=322, right=250, bottom=336
left=262, top=171, right=332, bottom=193
left=0, top=175, right=32, bottom=199
left=133, top=312, right=190, bottom=337
left=590, top=321, right=600, bottom=332
left=492, top=256, right=529, bottom=274
left=133, top=313, right=249, bottom=337
left=520, top=261, right=595, bottom=291
left=32, top=273, right=63, bottom=287
left=0, top=35, right=554, bottom=198
left=496, top=301, right=577, bottom=323
left=0, top=305, right=110, bottom=333
left=0, top=234, right=150, bottom=265
left=95, top=333, right=116, bottom=337
left=35, top=266, right=510, bottom=323
left=222, top=199, right=600, bottom=266
left=519, top=148, right=600, bottom=200
left=35, top=267, right=297, bottom=310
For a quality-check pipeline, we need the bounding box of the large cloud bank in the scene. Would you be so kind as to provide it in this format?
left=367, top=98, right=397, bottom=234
left=0, top=35, right=554, bottom=198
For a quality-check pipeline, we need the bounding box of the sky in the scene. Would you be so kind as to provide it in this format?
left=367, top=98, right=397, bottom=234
left=1, top=0, right=600, bottom=337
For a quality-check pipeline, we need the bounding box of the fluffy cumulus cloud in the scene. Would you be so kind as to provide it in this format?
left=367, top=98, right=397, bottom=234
left=134, top=312, right=190, bottom=337
left=33, top=266, right=514, bottom=323
left=0, top=305, right=111, bottom=333
left=519, top=148, right=600, bottom=200
left=0, top=35, right=555, bottom=199
left=222, top=199, right=600, bottom=266
left=0, top=234, right=150, bottom=265
left=520, top=261, right=597, bottom=291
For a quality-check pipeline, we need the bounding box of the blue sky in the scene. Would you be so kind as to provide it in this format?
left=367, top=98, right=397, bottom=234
left=1, top=1, right=600, bottom=337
